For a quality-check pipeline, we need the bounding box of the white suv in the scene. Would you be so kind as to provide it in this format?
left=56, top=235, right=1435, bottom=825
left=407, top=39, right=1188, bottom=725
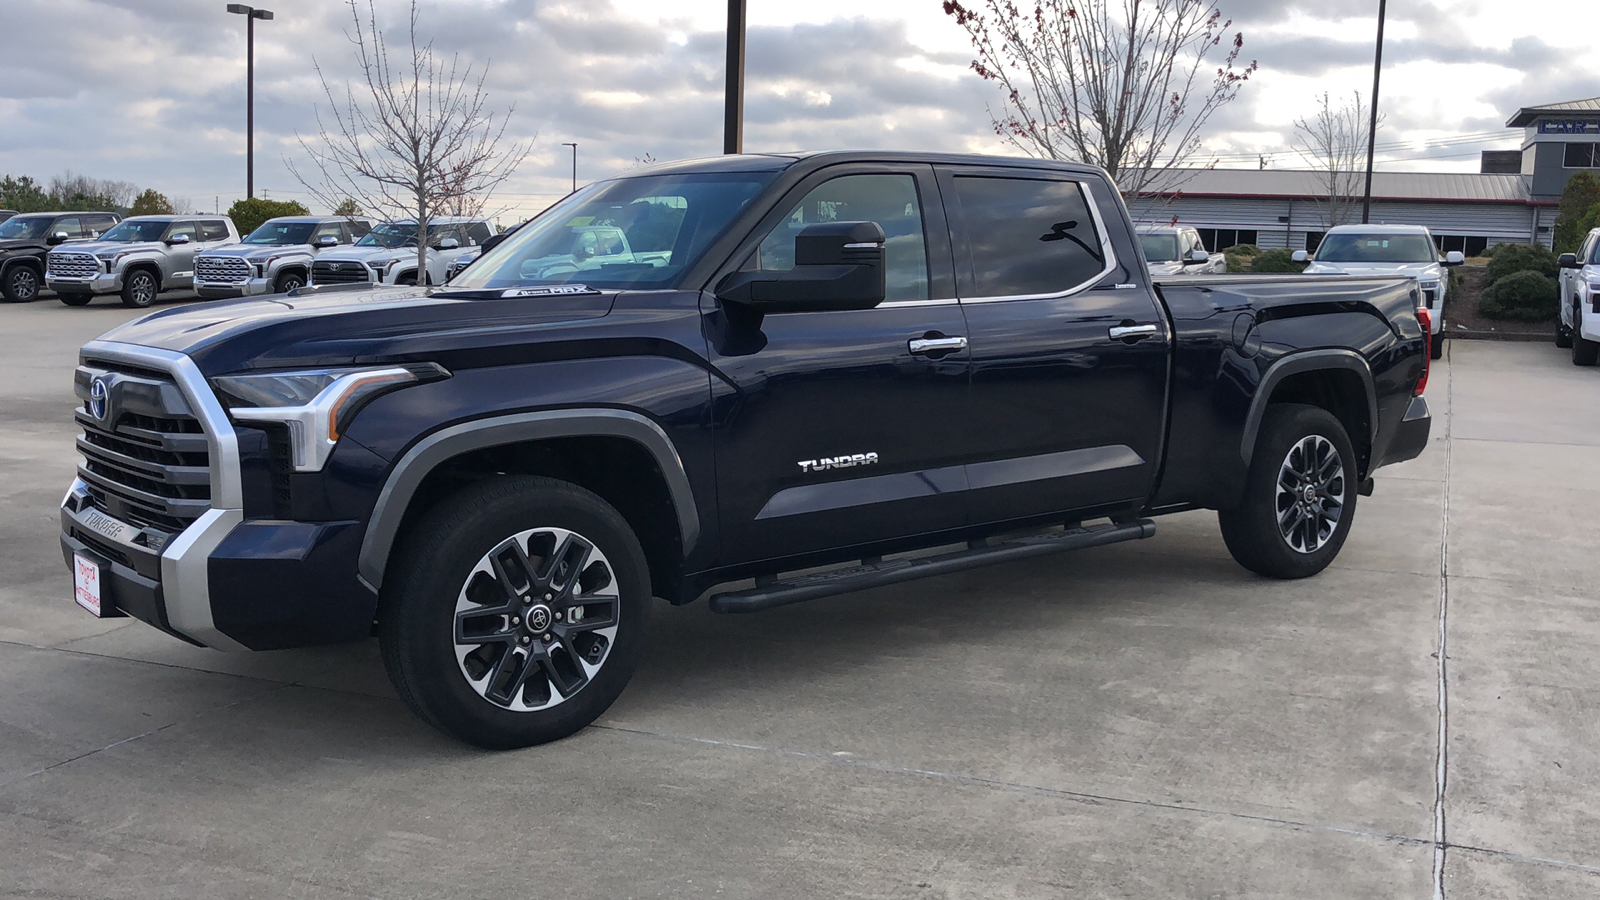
left=1294, top=224, right=1462, bottom=360
left=1557, top=228, right=1600, bottom=365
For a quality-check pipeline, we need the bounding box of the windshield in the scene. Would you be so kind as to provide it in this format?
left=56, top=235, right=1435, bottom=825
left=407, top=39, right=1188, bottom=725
left=1139, top=234, right=1180, bottom=263
left=244, top=221, right=316, bottom=245
left=449, top=172, right=774, bottom=292
left=356, top=223, right=442, bottom=248
left=101, top=219, right=172, bottom=243
left=1315, top=233, right=1437, bottom=263
left=0, top=216, right=51, bottom=240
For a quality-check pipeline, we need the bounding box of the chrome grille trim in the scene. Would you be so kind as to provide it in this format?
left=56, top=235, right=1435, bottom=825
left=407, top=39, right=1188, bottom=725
left=312, top=260, right=371, bottom=284
left=49, top=253, right=98, bottom=278
left=195, top=255, right=251, bottom=283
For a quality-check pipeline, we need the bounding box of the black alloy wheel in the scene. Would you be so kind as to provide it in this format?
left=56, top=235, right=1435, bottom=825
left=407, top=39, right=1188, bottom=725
left=120, top=269, right=158, bottom=308
left=3, top=265, right=40, bottom=302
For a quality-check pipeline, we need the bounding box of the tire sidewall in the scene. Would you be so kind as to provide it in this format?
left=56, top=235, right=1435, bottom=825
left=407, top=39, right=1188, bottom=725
left=275, top=273, right=305, bottom=293
left=4, top=265, right=40, bottom=302
left=383, top=478, right=651, bottom=749
left=121, top=270, right=157, bottom=308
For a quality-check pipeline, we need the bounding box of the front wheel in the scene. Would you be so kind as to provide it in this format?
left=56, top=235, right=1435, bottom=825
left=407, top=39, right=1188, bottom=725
left=380, top=476, right=652, bottom=749
left=1429, top=331, right=1444, bottom=361
left=3, top=265, right=41, bottom=302
left=119, top=269, right=158, bottom=308
left=1219, top=404, right=1358, bottom=579
left=274, top=272, right=305, bottom=294
left=58, top=292, right=92, bottom=307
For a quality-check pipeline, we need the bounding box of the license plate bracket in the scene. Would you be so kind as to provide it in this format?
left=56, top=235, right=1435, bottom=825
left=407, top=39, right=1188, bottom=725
left=72, top=552, right=113, bottom=618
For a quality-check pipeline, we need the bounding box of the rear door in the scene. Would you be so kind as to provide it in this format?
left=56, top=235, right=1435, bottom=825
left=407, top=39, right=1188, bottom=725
left=936, top=166, right=1169, bottom=526
left=706, top=163, right=971, bottom=565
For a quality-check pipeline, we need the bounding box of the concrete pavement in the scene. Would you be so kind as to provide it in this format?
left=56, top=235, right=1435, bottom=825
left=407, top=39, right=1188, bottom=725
left=0, top=299, right=1595, bottom=898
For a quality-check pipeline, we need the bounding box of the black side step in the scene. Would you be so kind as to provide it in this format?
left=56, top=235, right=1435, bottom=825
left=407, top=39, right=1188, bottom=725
left=708, top=519, right=1156, bottom=614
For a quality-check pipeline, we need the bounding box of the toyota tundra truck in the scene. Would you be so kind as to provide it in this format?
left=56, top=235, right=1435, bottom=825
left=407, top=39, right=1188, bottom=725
left=310, top=216, right=491, bottom=287
left=1557, top=227, right=1600, bottom=365
left=1294, top=224, right=1461, bottom=360
left=194, top=215, right=375, bottom=299
left=59, top=151, right=1432, bottom=749
left=47, top=215, right=241, bottom=308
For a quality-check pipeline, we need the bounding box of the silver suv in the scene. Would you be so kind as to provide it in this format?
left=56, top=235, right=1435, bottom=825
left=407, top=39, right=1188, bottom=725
left=47, top=215, right=241, bottom=308
left=194, top=216, right=374, bottom=299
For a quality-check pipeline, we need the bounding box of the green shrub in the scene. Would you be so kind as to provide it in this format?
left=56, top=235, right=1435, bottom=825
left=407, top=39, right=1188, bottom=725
left=1251, top=248, right=1307, bottom=273
left=1478, top=244, right=1496, bottom=258
left=1224, top=243, right=1262, bottom=258
left=1225, top=253, right=1249, bottom=274
left=1478, top=270, right=1558, bottom=321
left=1484, top=243, right=1557, bottom=286
left=226, top=197, right=312, bottom=236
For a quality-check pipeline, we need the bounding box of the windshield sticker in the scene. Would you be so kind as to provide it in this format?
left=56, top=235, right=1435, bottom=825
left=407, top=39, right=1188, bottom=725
left=501, top=285, right=600, bottom=298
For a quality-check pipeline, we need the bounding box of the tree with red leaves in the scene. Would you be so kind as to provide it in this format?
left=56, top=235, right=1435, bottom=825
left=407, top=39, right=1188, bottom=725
left=943, top=0, right=1257, bottom=200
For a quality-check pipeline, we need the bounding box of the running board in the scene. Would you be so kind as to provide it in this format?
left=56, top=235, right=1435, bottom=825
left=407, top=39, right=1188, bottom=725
left=708, top=519, right=1156, bottom=614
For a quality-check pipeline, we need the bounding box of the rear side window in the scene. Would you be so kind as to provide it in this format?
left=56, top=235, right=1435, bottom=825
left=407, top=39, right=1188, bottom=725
left=85, top=215, right=117, bottom=237
left=466, top=222, right=492, bottom=245
left=345, top=220, right=372, bottom=240
left=949, top=176, right=1107, bottom=298
left=199, top=220, right=231, bottom=242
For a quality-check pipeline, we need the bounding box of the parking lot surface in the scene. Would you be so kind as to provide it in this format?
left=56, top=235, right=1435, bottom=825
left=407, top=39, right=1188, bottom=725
left=1, top=297, right=1596, bottom=898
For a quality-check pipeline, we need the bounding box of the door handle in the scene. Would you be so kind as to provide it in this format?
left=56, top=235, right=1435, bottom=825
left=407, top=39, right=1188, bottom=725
left=908, top=335, right=968, bottom=355
left=1108, top=324, right=1160, bottom=341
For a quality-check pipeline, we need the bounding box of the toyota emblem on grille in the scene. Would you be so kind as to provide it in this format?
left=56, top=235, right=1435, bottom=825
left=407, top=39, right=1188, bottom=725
left=329, top=263, right=342, bottom=270
left=88, top=377, right=110, bottom=422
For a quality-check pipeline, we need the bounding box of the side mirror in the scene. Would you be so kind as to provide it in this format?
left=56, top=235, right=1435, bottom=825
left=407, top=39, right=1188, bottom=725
left=317, top=235, right=340, bottom=247
left=1183, top=249, right=1210, bottom=265
left=1291, top=250, right=1310, bottom=262
left=166, top=234, right=191, bottom=245
left=434, top=237, right=460, bottom=251
left=1444, top=251, right=1465, bottom=266
left=1558, top=253, right=1580, bottom=269
left=716, top=221, right=886, bottom=314
left=47, top=231, right=69, bottom=245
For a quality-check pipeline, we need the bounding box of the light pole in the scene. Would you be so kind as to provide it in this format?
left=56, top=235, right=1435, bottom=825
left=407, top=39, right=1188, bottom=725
left=1359, top=0, right=1386, bottom=224
left=226, top=4, right=274, bottom=199
left=725, top=0, right=746, bottom=154
left=561, top=142, right=578, bottom=193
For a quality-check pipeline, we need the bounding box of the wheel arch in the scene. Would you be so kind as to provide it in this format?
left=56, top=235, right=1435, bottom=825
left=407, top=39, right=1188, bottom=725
left=1, top=256, right=44, bottom=279
left=359, top=409, right=699, bottom=602
left=123, top=261, right=163, bottom=290
left=1241, top=350, right=1378, bottom=476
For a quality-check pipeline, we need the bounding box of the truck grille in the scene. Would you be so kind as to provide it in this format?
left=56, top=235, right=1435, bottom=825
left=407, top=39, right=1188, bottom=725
left=49, top=253, right=98, bottom=278
left=73, top=361, right=212, bottom=534
left=195, top=255, right=251, bottom=283
left=312, top=260, right=370, bottom=284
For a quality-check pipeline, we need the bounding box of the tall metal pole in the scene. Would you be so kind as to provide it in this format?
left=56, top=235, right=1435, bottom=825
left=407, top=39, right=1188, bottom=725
left=724, top=0, right=746, bottom=154
left=1359, top=0, right=1386, bottom=225
left=246, top=13, right=255, bottom=199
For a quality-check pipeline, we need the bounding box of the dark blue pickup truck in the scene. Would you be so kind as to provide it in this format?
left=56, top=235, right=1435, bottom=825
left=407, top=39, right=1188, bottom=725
left=60, top=151, right=1431, bottom=748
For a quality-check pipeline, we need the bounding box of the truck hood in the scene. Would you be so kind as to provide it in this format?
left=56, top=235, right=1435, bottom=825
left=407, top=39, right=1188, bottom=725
left=0, top=238, right=46, bottom=253
left=51, top=240, right=164, bottom=257
left=1302, top=260, right=1442, bottom=281
left=199, top=244, right=311, bottom=262
left=92, top=283, right=621, bottom=374
left=317, top=246, right=426, bottom=265
left=1144, top=260, right=1186, bottom=276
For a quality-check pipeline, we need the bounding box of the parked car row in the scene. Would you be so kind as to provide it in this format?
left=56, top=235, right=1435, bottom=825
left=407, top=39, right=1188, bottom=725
left=0, top=211, right=122, bottom=301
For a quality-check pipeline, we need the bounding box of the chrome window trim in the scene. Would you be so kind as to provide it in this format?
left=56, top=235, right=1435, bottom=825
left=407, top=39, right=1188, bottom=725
left=878, top=297, right=959, bottom=309
left=953, top=176, right=1120, bottom=305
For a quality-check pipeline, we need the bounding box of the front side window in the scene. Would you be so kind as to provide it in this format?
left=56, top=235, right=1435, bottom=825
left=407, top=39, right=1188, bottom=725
left=951, top=176, right=1107, bottom=298
left=245, top=221, right=317, bottom=245
left=1587, top=236, right=1600, bottom=265
left=1314, top=233, right=1437, bottom=263
left=449, top=172, right=773, bottom=292
left=52, top=217, right=84, bottom=239
left=100, top=219, right=173, bottom=242
left=1140, top=233, right=1179, bottom=262
left=745, top=173, right=930, bottom=302
left=165, top=221, right=198, bottom=242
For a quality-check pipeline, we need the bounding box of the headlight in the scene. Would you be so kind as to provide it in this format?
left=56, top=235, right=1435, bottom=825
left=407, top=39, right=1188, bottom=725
left=1587, top=280, right=1600, bottom=293
left=1419, top=280, right=1440, bottom=291
left=211, top=363, right=448, bottom=471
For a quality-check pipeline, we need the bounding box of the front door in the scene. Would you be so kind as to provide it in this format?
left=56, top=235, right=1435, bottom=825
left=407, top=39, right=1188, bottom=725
left=935, top=166, right=1170, bottom=527
left=163, top=220, right=201, bottom=287
left=707, top=164, right=971, bottom=567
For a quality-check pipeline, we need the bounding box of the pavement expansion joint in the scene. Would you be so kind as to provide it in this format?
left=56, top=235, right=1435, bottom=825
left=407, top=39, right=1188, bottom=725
left=1431, top=342, right=1455, bottom=900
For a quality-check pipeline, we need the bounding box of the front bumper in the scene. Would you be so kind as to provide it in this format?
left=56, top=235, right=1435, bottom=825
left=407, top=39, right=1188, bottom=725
left=47, top=273, right=120, bottom=294
left=194, top=276, right=273, bottom=299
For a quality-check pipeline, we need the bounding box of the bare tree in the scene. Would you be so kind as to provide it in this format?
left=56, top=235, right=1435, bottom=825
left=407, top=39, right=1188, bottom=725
left=943, top=0, right=1256, bottom=200
left=1291, top=92, right=1379, bottom=229
left=289, top=0, right=531, bottom=283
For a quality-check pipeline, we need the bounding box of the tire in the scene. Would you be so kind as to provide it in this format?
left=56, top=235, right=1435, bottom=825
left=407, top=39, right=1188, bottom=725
left=1429, top=331, right=1444, bottom=361
left=1556, top=319, right=1573, bottom=349
left=1573, top=303, right=1599, bottom=367
left=1219, top=403, right=1358, bottom=579
left=380, top=476, right=652, bottom=749
left=58, top=292, right=92, bottom=307
left=119, top=269, right=159, bottom=308
left=273, top=271, right=305, bottom=294
left=2, top=264, right=41, bottom=302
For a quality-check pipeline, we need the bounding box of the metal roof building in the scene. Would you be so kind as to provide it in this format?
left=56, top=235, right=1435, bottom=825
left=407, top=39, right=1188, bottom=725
left=1121, top=97, right=1600, bottom=255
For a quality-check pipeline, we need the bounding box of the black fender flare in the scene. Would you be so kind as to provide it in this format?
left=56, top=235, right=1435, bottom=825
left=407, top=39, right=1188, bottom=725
left=356, top=409, right=700, bottom=590
left=1239, top=349, right=1379, bottom=466
left=0, top=256, right=43, bottom=282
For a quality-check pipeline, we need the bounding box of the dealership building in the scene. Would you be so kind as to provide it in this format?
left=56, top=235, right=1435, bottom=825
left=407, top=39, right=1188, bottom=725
left=1123, top=97, right=1600, bottom=255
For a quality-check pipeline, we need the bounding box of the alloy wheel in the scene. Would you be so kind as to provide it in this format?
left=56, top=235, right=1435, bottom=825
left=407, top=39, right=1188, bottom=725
left=1275, top=434, right=1346, bottom=553
left=452, top=527, right=620, bottom=712
left=8, top=268, right=38, bottom=300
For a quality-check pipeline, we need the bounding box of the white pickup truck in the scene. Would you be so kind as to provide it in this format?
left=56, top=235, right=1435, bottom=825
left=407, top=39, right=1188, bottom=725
left=1294, top=224, right=1462, bottom=360
left=1557, top=227, right=1600, bottom=365
left=310, top=217, right=491, bottom=287
left=1137, top=226, right=1226, bottom=276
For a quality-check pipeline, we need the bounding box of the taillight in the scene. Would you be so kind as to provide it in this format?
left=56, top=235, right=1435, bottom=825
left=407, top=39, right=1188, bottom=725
left=1414, top=307, right=1432, bottom=395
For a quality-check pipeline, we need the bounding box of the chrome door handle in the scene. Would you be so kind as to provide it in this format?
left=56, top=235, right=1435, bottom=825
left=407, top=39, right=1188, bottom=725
left=908, top=336, right=968, bottom=354
left=1108, top=324, right=1160, bottom=341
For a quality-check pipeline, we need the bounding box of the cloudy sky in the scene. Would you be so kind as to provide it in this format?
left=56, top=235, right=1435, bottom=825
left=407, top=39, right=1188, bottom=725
left=0, top=0, right=1592, bottom=222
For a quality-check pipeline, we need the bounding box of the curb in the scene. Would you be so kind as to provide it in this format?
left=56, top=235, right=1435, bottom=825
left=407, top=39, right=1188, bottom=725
left=1446, top=329, right=1548, bottom=344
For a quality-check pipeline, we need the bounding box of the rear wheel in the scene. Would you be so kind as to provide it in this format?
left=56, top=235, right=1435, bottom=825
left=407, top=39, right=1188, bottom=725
left=3, top=265, right=41, bottom=302
left=58, top=292, right=92, bottom=307
left=1429, top=331, right=1444, bottom=360
left=1573, top=302, right=1599, bottom=366
left=119, top=269, right=158, bottom=308
left=1219, top=404, right=1358, bottom=579
left=380, top=476, right=651, bottom=749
